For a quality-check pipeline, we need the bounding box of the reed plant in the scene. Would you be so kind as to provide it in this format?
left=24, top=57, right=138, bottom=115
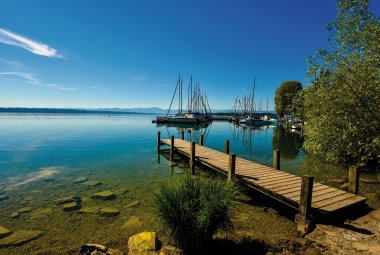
left=154, top=174, right=238, bottom=254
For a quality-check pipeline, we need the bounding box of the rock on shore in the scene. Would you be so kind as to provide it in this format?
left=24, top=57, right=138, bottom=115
left=306, top=208, right=380, bottom=255
left=0, top=230, right=44, bottom=247
left=128, top=232, right=158, bottom=254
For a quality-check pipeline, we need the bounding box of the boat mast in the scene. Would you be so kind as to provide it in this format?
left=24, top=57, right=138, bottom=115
left=178, top=74, right=181, bottom=114
left=190, top=76, right=193, bottom=113
left=252, top=79, right=256, bottom=116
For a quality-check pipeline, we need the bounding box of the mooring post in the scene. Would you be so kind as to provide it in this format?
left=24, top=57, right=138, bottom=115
left=170, top=135, right=174, bottom=160
left=200, top=134, right=204, bottom=146
left=228, top=153, right=236, bottom=181
left=190, top=142, right=196, bottom=174
left=348, top=166, right=359, bottom=195
left=273, top=150, right=280, bottom=170
left=157, top=131, right=161, bottom=150
left=224, top=140, right=230, bottom=154
left=296, top=175, right=314, bottom=235
left=180, top=130, right=185, bottom=140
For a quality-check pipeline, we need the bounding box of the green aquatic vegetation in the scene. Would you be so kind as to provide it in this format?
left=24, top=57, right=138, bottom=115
left=154, top=174, right=238, bottom=254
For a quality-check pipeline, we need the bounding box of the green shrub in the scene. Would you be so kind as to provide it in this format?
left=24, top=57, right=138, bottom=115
left=154, top=174, right=238, bottom=254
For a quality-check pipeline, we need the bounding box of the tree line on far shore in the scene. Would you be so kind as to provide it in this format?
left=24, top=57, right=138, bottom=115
left=274, top=0, right=380, bottom=167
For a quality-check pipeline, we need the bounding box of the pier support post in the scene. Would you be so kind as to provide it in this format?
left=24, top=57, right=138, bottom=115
left=180, top=130, right=185, bottom=140
left=157, top=131, right=161, bottom=163
left=224, top=140, right=230, bottom=154
left=273, top=150, right=280, bottom=170
left=348, top=166, right=359, bottom=195
left=228, top=153, right=236, bottom=181
left=157, top=131, right=161, bottom=150
left=189, top=142, right=196, bottom=175
left=296, top=175, right=314, bottom=235
left=170, top=135, right=174, bottom=160
left=200, top=134, right=204, bottom=146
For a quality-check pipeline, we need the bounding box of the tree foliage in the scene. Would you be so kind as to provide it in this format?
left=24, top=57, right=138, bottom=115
left=274, top=80, right=303, bottom=116
left=303, top=0, right=380, bottom=166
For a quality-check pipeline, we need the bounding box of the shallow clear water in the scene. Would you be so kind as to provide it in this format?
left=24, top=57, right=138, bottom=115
left=0, top=113, right=378, bottom=254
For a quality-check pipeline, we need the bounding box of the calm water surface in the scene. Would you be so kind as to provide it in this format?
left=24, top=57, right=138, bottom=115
left=0, top=113, right=378, bottom=254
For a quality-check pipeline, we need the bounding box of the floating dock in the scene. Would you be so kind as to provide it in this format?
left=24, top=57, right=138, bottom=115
left=158, top=135, right=367, bottom=220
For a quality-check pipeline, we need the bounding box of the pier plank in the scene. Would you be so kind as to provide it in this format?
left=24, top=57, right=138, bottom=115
left=161, top=139, right=366, bottom=214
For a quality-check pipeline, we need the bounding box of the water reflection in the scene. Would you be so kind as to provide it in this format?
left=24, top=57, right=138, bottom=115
left=272, top=126, right=303, bottom=160
left=156, top=121, right=212, bottom=144
left=229, top=123, right=273, bottom=157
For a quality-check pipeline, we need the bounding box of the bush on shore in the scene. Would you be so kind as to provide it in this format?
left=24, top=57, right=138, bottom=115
left=154, top=174, right=238, bottom=254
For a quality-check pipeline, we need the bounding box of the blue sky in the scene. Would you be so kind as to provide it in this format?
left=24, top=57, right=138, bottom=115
left=0, top=0, right=379, bottom=109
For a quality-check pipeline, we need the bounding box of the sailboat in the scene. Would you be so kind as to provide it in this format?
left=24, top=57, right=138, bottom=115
left=155, top=75, right=212, bottom=124
left=239, top=79, right=256, bottom=125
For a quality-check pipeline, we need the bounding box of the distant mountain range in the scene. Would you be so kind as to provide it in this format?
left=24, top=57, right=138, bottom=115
left=0, top=107, right=274, bottom=114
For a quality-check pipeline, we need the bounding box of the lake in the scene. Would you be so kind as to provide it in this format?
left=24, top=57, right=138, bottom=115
left=0, top=113, right=378, bottom=254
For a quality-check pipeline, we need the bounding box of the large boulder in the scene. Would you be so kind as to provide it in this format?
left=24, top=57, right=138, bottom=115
left=126, top=200, right=140, bottom=208
left=77, top=244, right=124, bottom=255
left=128, top=232, right=158, bottom=254
left=99, top=208, right=120, bottom=216
left=55, top=196, right=81, bottom=205
left=30, top=208, right=53, bottom=219
left=0, top=226, right=11, bottom=239
left=63, top=202, right=81, bottom=212
left=0, top=230, right=44, bottom=247
left=78, top=243, right=107, bottom=254
left=91, top=191, right=116, bottom=201
left=74, top=177, right=88, bottom=183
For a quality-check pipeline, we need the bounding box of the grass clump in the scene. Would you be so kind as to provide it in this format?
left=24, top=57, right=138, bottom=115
left=154, top=174, right=238, bottom=254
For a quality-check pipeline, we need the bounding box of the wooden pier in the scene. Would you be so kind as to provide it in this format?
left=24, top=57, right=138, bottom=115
left=157, top=133, right=367, bottom=232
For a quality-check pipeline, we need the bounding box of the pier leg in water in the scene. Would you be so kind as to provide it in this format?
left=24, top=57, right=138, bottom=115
left=228, top=153, right=236, bottom=181
left=348, top=166, right=360, bottom=195
left=190, top=142, right=195, bottom=175
left=157, top=131, right=161, bottom=150
left=273, top=150, right=280, bottom=170
left=224, top=140, right=230, bottom=154
left=200, top=134, right=204, bottom=146
left=170, top=135, right=174, bottom=161
left=180, top=130, right=184, bottom=140
left=157, top=131, right=161, bottom=164
left=296, top=175, right=314, bottom=235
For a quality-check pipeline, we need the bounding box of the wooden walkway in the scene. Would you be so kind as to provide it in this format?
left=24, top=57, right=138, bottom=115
left=160, top=138, right=367, bottom=215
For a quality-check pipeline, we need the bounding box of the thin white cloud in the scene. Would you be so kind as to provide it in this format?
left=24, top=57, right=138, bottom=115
left=0, top=71, right=40, bottom=84
left=0, top=72, right=76, bottom=92
left=89, top=85, right=108, bottom=90
left=0, top=28, right=64, bottom=58
left=128, top=73, right=147, bottom=81
left=46, top=83, right=77, bottom=91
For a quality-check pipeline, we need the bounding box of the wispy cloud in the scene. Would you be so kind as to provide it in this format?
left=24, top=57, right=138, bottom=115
left=128, top=73, right=147, bottom=81
left=0, top=71, right=40, bottom=84
left=0, top=58, right=24, bottom=68
left=46, top=83, right=77, bottom=91
left=0, top=28, right=64, bottom=58
left=89, top=85, right=108, bottom=90
left=0, top=72, right=76, bottom=91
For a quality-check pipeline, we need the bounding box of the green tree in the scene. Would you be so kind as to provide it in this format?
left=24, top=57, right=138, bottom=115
left=274, top=80, right=303, bottom=117
left=304, top=0, right=380, bottom=166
